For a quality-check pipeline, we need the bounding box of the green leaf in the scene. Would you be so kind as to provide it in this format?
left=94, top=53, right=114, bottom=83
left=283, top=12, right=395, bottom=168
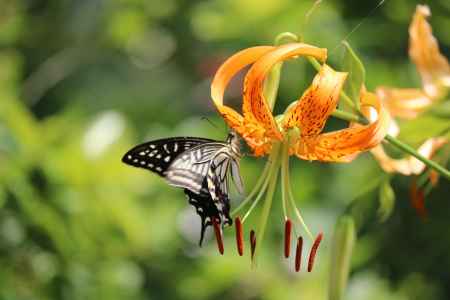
left=328, top=216, right=356, bottom=300
left=378, top=178, right=395, bottom=222
left=341, top=41, right=366, bottom=111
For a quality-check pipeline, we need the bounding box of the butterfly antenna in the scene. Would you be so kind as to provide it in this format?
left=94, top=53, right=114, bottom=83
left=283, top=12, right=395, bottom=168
left=329, top=0, right=388, bottom=56
left=200, top=116, right=222, bottom=131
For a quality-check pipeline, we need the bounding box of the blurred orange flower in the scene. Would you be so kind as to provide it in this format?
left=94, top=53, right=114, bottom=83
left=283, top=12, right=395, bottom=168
left=376, top=5, right=450, bottom=119
left=372, top=5, right=448, bottom=176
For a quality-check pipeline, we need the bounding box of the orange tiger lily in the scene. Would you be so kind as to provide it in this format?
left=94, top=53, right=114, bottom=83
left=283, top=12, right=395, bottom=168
left=210, top=42, right=390, bottom=266
left=211, top=43, right=390, bottom=160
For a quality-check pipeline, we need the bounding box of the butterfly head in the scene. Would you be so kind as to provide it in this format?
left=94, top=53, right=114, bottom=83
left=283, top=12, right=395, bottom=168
left=227, top=130, right=242, bottom=157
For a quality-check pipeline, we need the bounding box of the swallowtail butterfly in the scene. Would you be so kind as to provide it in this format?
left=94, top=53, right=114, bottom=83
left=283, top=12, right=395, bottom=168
left=122, top=131, right=244, bottom=245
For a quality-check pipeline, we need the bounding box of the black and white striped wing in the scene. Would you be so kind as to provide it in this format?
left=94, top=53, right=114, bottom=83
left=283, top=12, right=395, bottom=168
left=184, top=178, right=232, bottom=246
left=207, top=153, right=232, bottom=212
left=164, top=143, right=226, bottom=193
left=121, top=137, right=214, bottom=176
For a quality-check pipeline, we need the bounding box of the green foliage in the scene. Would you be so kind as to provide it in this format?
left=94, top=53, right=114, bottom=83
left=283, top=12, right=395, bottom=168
left=377, top=177, right=395, bottom=222
left=341, top=41, right=366, bottom=111
left=328, top=216, right=355, bottom=300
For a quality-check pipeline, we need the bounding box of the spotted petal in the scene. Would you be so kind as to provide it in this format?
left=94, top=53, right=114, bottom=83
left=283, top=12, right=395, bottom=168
left=294, top=90, right=391, bottom=162
left=244, top=43, right=328, bottom=140
left=409, top=5, right=450, bottom=98
left=211, top=46, right=275, bottom=154
left=283, top=64, right=347, bottom=136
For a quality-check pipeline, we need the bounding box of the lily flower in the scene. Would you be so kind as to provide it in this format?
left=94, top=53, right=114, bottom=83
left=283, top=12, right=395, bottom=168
left=370, top=5, right=449, bottom=216
left=371, top=5, right=448, bottom=176
left=375, top=5, right=450, bottom=119
left=210, top=42, right=389, bottom=268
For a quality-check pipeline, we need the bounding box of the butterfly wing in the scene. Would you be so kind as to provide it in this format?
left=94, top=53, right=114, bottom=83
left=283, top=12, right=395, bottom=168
left=164, top=143, right=226, bottom=193
left=184, top=178, right=232, bottom=246
left=121, top=137, right=215, bottom=176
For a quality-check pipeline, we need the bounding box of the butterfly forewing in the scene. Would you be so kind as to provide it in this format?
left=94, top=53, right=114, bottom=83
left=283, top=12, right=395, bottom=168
left=164, top=143, right=226, bottom=193
left=121, top=137, right=214, bottom=176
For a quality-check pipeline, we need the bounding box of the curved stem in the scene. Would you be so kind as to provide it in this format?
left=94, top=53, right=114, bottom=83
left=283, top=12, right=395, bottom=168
left=284, top=151, right=314, bottom=241
left=330, top=108, right=450, bottom=181
left=384, top=135, right=450, bottom=180
left=231, top=160, right=271, bottom=216
left=253, top=143, right=281, bottom=264
left=242, top=173, right=272, bottom=223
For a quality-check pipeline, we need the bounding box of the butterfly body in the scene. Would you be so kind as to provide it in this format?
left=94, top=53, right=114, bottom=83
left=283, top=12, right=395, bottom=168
left=122, top=132, right=243, bottom=245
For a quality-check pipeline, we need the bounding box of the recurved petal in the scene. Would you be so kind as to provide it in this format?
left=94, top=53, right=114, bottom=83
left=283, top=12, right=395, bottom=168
left=210, top=46, right=275, bottom=153
left=371, top=137, right=448, bottom=175
left=409, top=5, right=450, bottom=98
left=294, top=90, right=391, bottom=162
left=243, top=43, right=328, bottom=140
left=283, top=64, right=347, bottom=136
left=376, top=86, right=432, bottom=119
left=211, top=46, right=274, bottom=108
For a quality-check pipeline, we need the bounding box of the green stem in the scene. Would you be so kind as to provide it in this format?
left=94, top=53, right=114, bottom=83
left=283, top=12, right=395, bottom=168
left=332, top=108, right=450, bottom=181
left=264, top=32, right=299, bottom=110
left=231, top=161, right=271, bottom=216
left=384, top=135, right=450, bottom=180
left=331, top=109, right=364, bottom=123
left=254, top=143, right=281, bottom=264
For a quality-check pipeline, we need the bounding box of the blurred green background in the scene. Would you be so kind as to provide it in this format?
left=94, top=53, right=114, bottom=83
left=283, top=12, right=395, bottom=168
left=0, top=0, right=449, bottom=299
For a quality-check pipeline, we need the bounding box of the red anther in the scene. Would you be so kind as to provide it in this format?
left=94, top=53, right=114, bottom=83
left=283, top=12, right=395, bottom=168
left=235, top=217, right=244, bottom=256
left=212, top=218, right=224, bottom=255
left=308, top=232, right=323, bottom=272
left=284, top=219, right=292, bottom=258
left=295, top=236, right=303, bottom=272
left=250, top=230, right=256, bottom=259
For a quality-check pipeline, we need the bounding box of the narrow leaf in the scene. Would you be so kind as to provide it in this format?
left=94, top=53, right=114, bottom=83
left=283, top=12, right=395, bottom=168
left=378, top=178, right=395, bottom=222
left=341, top=41, right=366, bottom=111
left=328, top=216, right=356, bottom=300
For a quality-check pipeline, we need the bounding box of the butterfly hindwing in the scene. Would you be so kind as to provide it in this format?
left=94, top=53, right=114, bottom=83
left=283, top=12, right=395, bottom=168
left=184, top=178, right=232, bottom=246
left=121, top=137, right=215, bottom=176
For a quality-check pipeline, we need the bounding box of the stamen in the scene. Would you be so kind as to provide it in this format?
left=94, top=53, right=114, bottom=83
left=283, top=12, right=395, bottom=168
left=282, top=144, right=313, bottom=241
left=212, top=218, right=224, bottom=255
left=235, top=217, right=244, bottom=256
left=284, top=219, right=292, bottom=258
left=308, top=232, right=323, bottom=272
left=250, top=229, right=257, bottom=259
left=295, top=236, right=303, bottom=272
left=231, top=160, right=271, bottom=216
left=241, top=167, right=273, bottom=223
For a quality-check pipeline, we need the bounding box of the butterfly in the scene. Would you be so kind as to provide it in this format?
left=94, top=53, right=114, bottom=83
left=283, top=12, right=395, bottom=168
left=121, top=131, right=244, bottom=245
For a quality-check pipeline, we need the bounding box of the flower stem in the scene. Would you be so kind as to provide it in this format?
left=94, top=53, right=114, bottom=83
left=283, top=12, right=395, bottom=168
left=332, top=108, right=450, bottom=181
left=384, top=135, right=450, bottom=180
left=231, top=160, right=271, bottom=216
left=254, top=142, right=281, bottom=264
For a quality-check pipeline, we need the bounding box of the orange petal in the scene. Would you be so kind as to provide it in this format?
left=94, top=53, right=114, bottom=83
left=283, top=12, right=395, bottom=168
left=210, top=46, right=275, bottom=153
left=294, top=90, right=391, bottom=162
left=243, top=43, right=328, bottom=140
left=409, top=5, right=450, bottom=98
left=371, top=137, right=448, bottom=175
left=283, top=64, right=347, bottom=136
left=375, top=87, right=432, bottom=119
